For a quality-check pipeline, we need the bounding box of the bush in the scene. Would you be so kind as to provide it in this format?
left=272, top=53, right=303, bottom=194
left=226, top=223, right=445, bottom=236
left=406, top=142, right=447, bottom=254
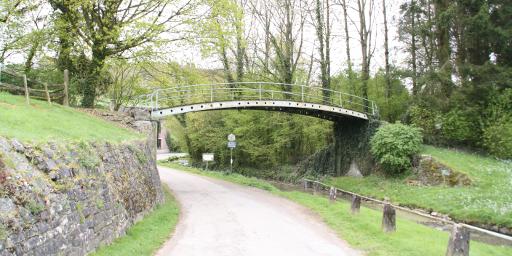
left=483, top=118, right=512, bottom=159
left=409, top=106, right=441, bottom=144
left=441, top=110, right=479, bottom=145
left=370, top=123, right=423, bottom=175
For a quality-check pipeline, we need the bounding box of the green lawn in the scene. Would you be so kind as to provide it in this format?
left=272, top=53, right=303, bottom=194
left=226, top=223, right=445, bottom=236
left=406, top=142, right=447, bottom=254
left=0, top=92, right=140, bottom=142
left=326, top=146, right=512, bottom=228
left=160, top=162, right=512, bottom=256
left=91, top=185, right=180, bottom=256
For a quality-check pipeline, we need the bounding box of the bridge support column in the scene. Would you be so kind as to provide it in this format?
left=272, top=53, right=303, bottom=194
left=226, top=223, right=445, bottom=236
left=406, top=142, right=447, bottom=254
left=333, top=118, right=379, bottom=176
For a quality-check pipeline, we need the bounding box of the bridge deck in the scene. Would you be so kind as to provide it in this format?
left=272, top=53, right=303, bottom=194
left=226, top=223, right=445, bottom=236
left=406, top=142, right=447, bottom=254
left=151, top=100, right=368, bottom=120
left=135, top=82, right=377, bottom=121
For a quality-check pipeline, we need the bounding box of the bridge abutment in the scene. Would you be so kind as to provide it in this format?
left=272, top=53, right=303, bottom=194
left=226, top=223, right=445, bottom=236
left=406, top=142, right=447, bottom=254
left=299, top=118, right=379, bottom=177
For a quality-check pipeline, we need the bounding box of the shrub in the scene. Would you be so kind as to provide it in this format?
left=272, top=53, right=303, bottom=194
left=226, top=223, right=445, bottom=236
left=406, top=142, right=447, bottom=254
left=370, top=123, right=423, bottom=175
left=441, top=110, right=479, bottom=145
left=483, top=118, right=512, bottom=159
left=409, top=106, right=441, bottom=144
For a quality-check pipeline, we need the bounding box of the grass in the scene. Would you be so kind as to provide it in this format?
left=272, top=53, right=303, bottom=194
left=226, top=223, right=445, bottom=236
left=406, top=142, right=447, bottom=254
left=326, top=145, right=512, bottom=228
left=160, top=161, right=512, bottom=256
left=91, top=185, right=180, bottom=256
left=0, top=92, right=140, bottom=142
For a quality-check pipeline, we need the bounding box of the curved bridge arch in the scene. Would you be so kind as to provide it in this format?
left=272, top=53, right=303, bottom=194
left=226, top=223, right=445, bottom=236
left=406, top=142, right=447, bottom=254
left=136, top=82, right=378, bottom=121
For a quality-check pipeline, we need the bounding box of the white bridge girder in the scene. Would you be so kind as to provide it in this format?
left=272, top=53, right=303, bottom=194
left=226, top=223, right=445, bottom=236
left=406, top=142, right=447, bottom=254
left=150, top=100, right=368, bottom=120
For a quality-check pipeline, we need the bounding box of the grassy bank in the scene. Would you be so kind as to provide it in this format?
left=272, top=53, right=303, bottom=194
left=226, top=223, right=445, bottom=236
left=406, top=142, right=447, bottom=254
left=160, top=162, right=511, bottom=256
left=0, top=92, right=140, bottom=142
left=327, top=146, right=512, bottom=228
left=91, top=185, right=180, bottom=256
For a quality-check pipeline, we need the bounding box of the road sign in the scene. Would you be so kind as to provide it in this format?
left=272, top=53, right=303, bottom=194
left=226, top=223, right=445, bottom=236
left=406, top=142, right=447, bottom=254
left=227, top=141, right=237, bottom=148
left=202, top=153, right=214, bottom=162
left=228, top=133, right=236, bottom=142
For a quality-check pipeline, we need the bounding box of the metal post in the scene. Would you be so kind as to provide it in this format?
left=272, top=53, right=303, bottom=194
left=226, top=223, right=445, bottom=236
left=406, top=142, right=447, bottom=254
left=339, top=92, right=342, bottom=107
left=259, top=83, right=262, bottom=100
left=211, top=84, right=214, bottom=102
left=155, top=90, right=159, bottom=109
left=230, top=147, right=233, bottom=173
left=301, top=85, right=304, bottom=101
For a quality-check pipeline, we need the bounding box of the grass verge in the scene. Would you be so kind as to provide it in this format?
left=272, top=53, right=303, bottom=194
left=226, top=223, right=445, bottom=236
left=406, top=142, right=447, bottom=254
left=326, top=145, right=512, bottom=228
left=159, top=161, right=511, bottom=256
left=91, top=185, right=180, bottom=256
left=0, top=92, right=140, bottom=142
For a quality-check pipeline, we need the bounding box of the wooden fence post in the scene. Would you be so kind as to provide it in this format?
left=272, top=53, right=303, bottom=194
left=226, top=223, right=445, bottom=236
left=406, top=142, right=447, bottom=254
left=44, top=83, right=51, bottom=104
left=351, top=195, right=361, bottom=214
left=23, top=74, right=29, bottom=105
left=63, top=69, right=69, bottom=106
left=313, top=182, right=319, bottom=195
left=446, top=224, right=470, bottom=256
left=303, top=180, right=309, bottom=190
left=382, top=203, right=396, bottom=232
left=329, top=187, right=337, bottom=202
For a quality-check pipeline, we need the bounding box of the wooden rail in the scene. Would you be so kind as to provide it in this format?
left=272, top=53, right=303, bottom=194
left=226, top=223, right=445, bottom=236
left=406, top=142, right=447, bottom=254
left=303, top=178, right=512, bottom=242
left=0, top=67, right=69, bottom=106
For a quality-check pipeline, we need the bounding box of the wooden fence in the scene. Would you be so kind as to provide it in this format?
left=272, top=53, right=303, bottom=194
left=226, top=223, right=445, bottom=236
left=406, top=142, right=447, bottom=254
left=0, top=66, right=69, bottom=106
left=303, top=178, right=512, bottom=256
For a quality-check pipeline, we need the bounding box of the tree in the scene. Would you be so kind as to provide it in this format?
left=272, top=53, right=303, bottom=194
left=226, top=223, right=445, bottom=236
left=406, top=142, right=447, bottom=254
left=195, top=0, right=246, bottom=84
left=48, top=0, right=195, bottom=107
left=251, top=0, right=306, bottom=88
left=314, top=0, right=332, bottom=102
left=356, top=0, right=376, bottom=111
left=382, top=0, right=391, bottom=100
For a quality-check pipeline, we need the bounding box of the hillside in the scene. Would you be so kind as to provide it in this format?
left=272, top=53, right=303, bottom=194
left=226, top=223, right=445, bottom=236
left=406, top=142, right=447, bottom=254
left=0, top=92, right=140, bottom=142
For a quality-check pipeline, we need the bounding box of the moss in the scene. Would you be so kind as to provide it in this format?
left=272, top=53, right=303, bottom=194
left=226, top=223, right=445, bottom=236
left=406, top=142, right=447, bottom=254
left=96, top=198, right=105, bottom=209
left=0, top=223, right=7, bottom=240
left=76, top=202, right=85, bottom=224
left=26, top=199, right=45, bottom=215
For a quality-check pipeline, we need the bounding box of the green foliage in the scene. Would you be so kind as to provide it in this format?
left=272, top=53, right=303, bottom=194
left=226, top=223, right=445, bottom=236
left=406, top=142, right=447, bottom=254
left=330, top=145, right=512, bottom=228
left=483, top=118, right=512, bottom=159
left=409, top=106, right=441, bottom=144
left=91, top=185, right=179, bottom=256
left=441, top=110, right=479, bottom=145
left=174, top=110, right=332, bottom=170
left=26, top=199, right=44, bottom=215
left=0, top=223, right=7, bottom=240
left=370, top=123, right=423, bottom=175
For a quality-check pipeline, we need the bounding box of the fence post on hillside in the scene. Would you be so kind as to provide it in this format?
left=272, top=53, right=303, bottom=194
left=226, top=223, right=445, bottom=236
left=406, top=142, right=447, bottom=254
left=446, top=224, right=470, bottom=256
left=382, top=203, right=396, bottom=232
left=23, top=74, right=29, bottom=105
left=329, top=187, right=337, bottom=202
left=44, top=83, right=51, bottom=104
left=351, top=195, right=361, bottom=214
left=313, top=182, right=319, bottom=195
left=63, top=69, right=69, bottom=106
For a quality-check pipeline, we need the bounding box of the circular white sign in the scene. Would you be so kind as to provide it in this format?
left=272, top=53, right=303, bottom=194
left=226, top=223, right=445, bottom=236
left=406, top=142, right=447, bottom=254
left=228, top=133, right=236, bottom=142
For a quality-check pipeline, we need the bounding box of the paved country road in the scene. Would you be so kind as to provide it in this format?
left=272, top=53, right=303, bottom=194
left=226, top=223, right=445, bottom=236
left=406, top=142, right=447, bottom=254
left=156, top=166, right=360, bottom=256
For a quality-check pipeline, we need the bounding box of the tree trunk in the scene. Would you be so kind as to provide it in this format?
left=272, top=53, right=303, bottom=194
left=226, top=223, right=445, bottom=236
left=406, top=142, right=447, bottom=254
left=82, top=47, right=106, bottom=108
left=411, top=0, right=418, bottom=95
left=382, top=0, right=391, bottom=100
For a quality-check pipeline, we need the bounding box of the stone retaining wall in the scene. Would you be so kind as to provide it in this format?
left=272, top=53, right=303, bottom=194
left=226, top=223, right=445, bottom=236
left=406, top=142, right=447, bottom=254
left=0, top=136, right=162, bottom=255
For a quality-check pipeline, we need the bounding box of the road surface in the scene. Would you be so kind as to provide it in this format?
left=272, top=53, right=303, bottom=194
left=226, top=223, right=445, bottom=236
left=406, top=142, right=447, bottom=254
left=156, top=166, right=360, bottom=256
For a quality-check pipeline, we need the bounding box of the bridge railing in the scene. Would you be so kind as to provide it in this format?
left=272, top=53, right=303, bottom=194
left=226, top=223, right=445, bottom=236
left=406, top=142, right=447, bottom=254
left=134, top=82, right=378, bottom=117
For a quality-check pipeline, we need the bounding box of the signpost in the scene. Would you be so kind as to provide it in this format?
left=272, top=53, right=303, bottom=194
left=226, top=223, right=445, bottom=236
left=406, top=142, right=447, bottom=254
left=227, top=134, right=236, bottom=172
left=202, top=153, right=214, bottom=170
